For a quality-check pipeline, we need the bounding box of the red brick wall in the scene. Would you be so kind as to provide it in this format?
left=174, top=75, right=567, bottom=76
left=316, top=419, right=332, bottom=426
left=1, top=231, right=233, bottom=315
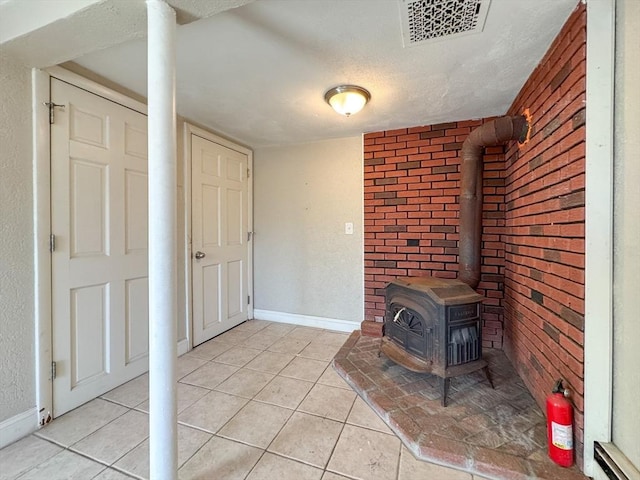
left=363, top=121, right=507, bottom=348
left=363, top=1, right=586, bottom=464
left=503, top=3, right=586, bottom=462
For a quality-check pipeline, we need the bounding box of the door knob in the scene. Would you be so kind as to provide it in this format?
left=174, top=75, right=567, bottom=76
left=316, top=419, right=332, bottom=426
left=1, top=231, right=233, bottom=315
left=194, top=251, right=206, bottom=259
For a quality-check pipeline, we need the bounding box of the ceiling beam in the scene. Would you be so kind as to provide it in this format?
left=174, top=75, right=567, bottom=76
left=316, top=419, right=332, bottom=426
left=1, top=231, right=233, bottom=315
left=0, top=0, right=254, bottom=68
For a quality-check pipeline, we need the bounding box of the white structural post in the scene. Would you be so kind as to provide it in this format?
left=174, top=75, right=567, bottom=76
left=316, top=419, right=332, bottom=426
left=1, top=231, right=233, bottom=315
left=147, top=0, right=178, bottom=478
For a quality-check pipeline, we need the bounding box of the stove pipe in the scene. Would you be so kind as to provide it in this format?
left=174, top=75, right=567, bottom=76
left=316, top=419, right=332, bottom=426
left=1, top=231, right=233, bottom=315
left=458, top=115, right=528, bottom=288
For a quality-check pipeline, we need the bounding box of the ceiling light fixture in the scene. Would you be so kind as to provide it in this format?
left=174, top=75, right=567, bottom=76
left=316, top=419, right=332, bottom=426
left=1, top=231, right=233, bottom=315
left=324, top=85, right=371, bottom=117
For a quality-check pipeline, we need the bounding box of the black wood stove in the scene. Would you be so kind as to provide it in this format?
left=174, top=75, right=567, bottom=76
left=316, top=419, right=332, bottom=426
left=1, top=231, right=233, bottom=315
left=381, top=276, right=494, bottom=406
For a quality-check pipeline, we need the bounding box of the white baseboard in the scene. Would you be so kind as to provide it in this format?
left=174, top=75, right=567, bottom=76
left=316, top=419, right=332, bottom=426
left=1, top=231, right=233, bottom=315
left=177, top=338, right=189, bottom=356
left=0, top=408, right=37, bottom=449
left=252, top=309, right=359, bottom=333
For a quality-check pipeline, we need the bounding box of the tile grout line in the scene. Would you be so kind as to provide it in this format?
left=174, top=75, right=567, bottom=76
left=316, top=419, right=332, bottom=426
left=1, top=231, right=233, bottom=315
left=322, top=392, right=357, bottom=478
left=174, top=324, right=330, bottom=478
left=35, top=398, right=133, bottom=451
left=243, top=326, right=354, bottom=478
left=17, top=325, right=353, bottom=480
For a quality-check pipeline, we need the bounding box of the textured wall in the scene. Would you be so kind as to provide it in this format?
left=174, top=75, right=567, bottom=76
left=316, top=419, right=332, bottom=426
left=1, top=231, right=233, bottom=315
left=503, top=3, right=586, bottom=463
left=0, top=50, right=36, bottom=421
left=254, top=137, right=363, bottom=322
left=363, top=122, right=507, bottom=348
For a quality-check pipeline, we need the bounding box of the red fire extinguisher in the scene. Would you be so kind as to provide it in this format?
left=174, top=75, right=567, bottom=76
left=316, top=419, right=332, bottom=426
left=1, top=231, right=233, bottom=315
left=546, top=379, right=574, bottom=467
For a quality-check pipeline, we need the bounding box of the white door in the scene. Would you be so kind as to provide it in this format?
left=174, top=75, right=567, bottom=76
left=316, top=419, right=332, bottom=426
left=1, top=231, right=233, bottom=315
left=51, top=78, right=149, bottom=416
left=191, top=134, right=249, bottom=346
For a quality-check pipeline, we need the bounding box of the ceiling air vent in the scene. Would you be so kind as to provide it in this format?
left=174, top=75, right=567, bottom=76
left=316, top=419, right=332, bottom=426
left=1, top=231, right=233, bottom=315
left=399, top=0, right=491, bottom=47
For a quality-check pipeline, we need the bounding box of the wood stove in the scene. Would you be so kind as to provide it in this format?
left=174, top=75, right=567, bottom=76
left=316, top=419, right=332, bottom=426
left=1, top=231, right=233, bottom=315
left=381, top=276, right=493, bottom=406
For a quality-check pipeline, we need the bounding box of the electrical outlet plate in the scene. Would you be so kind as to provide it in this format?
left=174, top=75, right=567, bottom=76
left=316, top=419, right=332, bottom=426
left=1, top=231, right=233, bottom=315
left=345, top=222, right=354, bottom=234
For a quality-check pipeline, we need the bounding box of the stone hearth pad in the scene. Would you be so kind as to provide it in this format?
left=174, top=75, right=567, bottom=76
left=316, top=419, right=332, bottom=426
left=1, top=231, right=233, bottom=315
left=332, top=331, right=587, bottom=480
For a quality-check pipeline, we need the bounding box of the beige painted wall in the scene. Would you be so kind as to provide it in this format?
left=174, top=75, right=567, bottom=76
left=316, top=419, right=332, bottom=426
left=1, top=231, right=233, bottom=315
left=0, top=50, right=35, bottom=421
left=612, top=0, right=640, bottom=468
left=253, top=137, right=363, bottom=323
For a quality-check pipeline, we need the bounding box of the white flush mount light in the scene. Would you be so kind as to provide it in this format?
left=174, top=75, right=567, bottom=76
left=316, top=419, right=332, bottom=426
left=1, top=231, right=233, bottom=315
left=324, top=85, right=371, bottom=116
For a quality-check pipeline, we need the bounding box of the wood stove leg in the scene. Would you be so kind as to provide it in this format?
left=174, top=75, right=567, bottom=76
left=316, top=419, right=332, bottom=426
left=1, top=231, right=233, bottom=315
left=483, top=366, right=495, bottom=389
left=440, top=377, right=450, bottom=407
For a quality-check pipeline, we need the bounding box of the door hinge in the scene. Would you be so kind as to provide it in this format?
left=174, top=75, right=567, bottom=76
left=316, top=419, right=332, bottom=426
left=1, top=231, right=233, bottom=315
left=247, top=167, right=250, bottom=179
left=44, top=102, right=65, bottom=124
left=247, top=231, right=253, bottom=242
left=49, top=234, right=56, bottom=252
left=247, top=295, right=251, bottom=305
left=51, top=361, right=57, bottom=380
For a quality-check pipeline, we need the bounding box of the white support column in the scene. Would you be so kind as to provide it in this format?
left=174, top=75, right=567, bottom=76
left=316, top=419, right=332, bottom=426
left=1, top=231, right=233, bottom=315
left=147, top=0, right=178, bottom=479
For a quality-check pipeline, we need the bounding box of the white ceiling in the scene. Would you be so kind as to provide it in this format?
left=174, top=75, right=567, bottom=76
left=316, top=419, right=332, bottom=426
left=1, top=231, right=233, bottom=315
left=70, top=0, right=577, bottom=148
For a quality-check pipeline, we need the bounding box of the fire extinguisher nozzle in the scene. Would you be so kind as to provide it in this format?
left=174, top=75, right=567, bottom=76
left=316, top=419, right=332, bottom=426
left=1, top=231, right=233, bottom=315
left=552, top=379, right=564, bottom=394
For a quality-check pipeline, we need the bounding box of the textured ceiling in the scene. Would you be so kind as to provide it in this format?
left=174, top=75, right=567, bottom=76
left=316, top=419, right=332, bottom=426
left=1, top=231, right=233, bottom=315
left=69, top=0, right=578, bottom=148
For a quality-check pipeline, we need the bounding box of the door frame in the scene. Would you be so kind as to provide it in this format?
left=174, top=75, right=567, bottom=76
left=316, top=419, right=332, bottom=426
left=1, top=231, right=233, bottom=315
left=33, top=69, right=252, bottom=428
left=585, top=1, right=640, bottom=478
left=583, top=0, right=619, bottom=477
left=182, top=122, right=254, bottom=346
left=33, top=66, right=153, bottom=426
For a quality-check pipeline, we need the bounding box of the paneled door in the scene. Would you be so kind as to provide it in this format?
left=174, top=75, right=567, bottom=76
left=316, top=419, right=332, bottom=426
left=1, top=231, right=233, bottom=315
left=51, top=78, right=149, bottom=416
left=191, top=134, right=249, bottom=346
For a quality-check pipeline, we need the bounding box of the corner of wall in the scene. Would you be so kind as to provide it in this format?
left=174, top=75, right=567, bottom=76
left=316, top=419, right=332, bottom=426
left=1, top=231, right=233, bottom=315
left=502, top=2, right=587, bottom=466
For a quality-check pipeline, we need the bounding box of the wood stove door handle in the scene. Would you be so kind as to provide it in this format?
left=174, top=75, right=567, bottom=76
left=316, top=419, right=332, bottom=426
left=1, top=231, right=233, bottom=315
left=393, top=307, right=407, bottom=323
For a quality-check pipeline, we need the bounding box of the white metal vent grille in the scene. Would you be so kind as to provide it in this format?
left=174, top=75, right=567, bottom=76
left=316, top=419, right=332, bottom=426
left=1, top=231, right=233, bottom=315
left=399, top=0, right=491, bottom=47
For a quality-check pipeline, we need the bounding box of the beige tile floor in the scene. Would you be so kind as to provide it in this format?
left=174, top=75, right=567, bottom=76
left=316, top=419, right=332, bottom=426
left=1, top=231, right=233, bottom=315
left=1, top=320, right=490, bottom=480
